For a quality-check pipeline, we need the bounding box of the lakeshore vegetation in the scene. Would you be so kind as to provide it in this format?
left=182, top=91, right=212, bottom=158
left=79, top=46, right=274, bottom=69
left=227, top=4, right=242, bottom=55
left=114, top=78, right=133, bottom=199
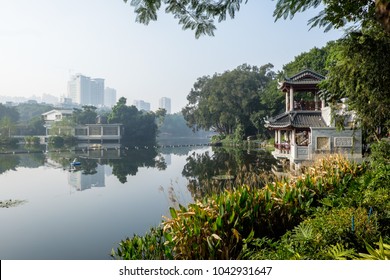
left=111, top=140, right=390, bottom=260
left=108, top=0, right=390, bottom=260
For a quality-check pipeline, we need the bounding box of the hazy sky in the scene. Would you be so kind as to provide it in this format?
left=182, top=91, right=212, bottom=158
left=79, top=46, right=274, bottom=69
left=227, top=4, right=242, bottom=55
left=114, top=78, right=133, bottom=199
left=0, top=0, right=345, bottom=113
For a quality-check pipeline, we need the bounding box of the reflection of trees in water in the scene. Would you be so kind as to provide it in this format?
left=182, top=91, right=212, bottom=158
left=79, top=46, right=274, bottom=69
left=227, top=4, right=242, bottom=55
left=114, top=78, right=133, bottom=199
left=182, top=147, right=277, bottom=200
left=46, top=147, right=167, bottom=184
left=0, top=150, right=46, bottom=174
left=106, top=148, right=166, bottom=184
left=0, top=155, right=20, bottom=174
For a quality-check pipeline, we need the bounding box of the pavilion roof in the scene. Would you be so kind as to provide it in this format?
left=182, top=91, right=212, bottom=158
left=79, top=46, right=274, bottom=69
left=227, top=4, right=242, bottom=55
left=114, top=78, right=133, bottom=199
left=265, top=111, right=327, bottom=129
left=278, top=69, right=325, bottom=91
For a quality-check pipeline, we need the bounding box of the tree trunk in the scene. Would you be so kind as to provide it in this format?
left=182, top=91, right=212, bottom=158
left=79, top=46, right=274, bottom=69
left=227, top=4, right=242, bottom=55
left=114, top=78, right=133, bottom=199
left=376, top=0, right=390, bottom=33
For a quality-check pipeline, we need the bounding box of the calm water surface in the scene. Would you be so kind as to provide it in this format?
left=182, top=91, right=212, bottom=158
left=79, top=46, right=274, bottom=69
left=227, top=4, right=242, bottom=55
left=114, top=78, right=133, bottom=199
left=0, top=144, right=274, bottom=259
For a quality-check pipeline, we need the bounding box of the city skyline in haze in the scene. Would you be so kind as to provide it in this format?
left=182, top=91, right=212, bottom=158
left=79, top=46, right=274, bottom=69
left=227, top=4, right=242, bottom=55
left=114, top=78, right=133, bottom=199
left=0, top=0, right=346, bottom=113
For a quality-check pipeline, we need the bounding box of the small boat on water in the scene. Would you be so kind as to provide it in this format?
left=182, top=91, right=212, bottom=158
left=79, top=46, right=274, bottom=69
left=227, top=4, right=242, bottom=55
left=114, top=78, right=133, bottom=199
left=70, top=158, right=81, bottom=166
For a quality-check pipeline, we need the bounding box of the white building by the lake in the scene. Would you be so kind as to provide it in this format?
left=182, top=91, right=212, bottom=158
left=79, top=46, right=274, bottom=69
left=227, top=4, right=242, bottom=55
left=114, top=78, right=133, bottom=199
left=265, top=69, right=362, bottom=170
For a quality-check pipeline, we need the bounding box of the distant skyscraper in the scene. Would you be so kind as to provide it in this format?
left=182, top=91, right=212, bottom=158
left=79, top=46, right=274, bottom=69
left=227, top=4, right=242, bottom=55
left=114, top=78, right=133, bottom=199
left=67, top=74, right=104, bottom=107
left=159, top=97, right=171, bottom=114
left=68, top=74, right=89, bottom=104
left=133, top=100, right=151, bottom=112
left=104, top=87, right=117, bottom=107
left=90, top=78, right=104, bottom=107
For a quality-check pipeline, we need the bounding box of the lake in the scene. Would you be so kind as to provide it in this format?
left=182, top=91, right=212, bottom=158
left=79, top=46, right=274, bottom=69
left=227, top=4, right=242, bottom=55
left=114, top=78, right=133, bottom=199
left=0, top=142, right=275, bottom=260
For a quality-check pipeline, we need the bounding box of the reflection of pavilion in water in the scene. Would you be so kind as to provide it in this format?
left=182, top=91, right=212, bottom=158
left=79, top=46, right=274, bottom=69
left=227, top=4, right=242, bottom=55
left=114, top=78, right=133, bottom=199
left=68, top=164, right=106, bottom=191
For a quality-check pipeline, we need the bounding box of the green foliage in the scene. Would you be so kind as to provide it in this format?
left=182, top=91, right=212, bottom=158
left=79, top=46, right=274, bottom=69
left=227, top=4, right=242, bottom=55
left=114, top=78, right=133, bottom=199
left=114, top=153, right=384, bottom=260
left=182, top=63, right=277, bottom=138
left=325, top=243, right=356, bottom=260
left=297, top=207, right=379, bottom=254
left=15, top=103, right=53, bottom=122
left=0, top=116, right=18, bottom=138
left=72, top=106, right=97, bottom=125
left=321, top=25, right=390, bottom=140
left=0, top=154, right=20, bottom=174
left=111, top=227, right=171, bottom=260
left=370, top=139, right=390, bottom=166
left=360, top=145, right=390, bottom=235
left=125, top=1, right=390, bottom=37
left=358, top=237, right=390, bottom=260
left=233, top=122, right=244, bottom=144
left=48, top=136, right=64, bottom=147
left=0, top=104, right=19, bottom=123
left=282, top=42, right=334, bottom=77
left=124, top=0, right=248, bottom=38
left=24, top=136, right=40, bottom=145
left=108, top=97, right=158, bottom=146
left=274, top=0, right=378, bottom=32
left=0, top=136, right=18, bottom=148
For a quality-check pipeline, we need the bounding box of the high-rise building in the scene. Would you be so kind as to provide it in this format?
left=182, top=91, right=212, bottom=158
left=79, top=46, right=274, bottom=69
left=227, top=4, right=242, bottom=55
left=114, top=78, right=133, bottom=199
left=133, top=100, right=151, bottom=112
left=90, top=78, right=104, bottom=107
left=104, top=87, right=117, bottom=107
left=67, top=74, right=104, bottom=107
left=158, top=97, right=171, bottom=114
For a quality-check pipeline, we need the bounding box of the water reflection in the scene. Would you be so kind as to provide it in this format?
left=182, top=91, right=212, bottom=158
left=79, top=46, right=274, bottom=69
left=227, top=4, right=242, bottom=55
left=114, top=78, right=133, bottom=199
left=0, top=143, right=277, bottom=259
left=43, top=143, right=167, bottom=184
left=1, top=144, right=276, bottom=197
left=0, top=153, right=45, bottom=175
left=68, top=164, right=106, bottom=191
left=182, top=147, right=277, bottom=199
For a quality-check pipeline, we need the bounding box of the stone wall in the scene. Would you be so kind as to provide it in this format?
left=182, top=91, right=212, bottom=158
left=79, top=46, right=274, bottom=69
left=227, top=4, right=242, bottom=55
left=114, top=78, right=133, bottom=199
left=309, top=127, right=362, bottom=160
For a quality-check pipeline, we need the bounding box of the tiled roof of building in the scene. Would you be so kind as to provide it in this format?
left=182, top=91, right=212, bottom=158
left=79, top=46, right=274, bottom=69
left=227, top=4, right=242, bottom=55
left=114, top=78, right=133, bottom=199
left=278, top=69, right=325, bottom=90
left=265, top=111, right=327, bottom=129
left=288, top=69, right=325, bottom=82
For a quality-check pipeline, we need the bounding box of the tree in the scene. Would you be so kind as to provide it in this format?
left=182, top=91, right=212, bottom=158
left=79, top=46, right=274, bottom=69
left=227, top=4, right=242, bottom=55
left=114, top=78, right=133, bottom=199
left=274, top=0, right=390, bottom=33
left=124, top=0, right=249, bottom=38
left=0, top=104, right=19, bottom=123
left=0, top=104, right=19, bottom=139
left=155, top=108, right=167, bottom=128
left=72, top=105, right=98, bottom=125
left=108, top=97, right=158, bottom=145
left=182, top=63, right=276, bottom=137
left=0, top=116, right=15, bottom=138
left=282, top=42, right=334, bottom=77
left=124, top=0, right=390, bottom=37
left=320, top=24, right=390, bottom=141
left=16, top=103, right=53, bottom=122
left=48, top=117, right=75, bottom=136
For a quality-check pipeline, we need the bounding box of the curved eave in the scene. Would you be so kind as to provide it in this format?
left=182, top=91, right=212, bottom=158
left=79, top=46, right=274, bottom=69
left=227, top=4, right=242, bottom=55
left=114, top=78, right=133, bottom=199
left=279, top=81, right=322, bottom=92
left=265, top=124, right=293, bottom=130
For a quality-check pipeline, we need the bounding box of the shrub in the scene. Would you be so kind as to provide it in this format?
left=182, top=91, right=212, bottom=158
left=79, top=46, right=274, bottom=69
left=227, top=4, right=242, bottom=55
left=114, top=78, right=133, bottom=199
left=111, top=227, right=170, bottom=260
left=369, top=139, right=390, bottom=166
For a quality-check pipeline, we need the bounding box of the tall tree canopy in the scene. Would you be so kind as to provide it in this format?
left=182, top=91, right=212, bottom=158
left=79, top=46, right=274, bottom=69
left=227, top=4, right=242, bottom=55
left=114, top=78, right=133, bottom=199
left=124, top=0, right=390, bottom=37
left=0, top=104, right=19, bottom=139
left=320, top=24, right=390, bottom=141
left=281, top=41, right=334, bottom=77
left=108, top=97, right=158, bottom=145
left=182, top=63, right=278, bottom=137
left=72, top=105, right=98, bottom=125
left=274, top=0, right=390, bottom=33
